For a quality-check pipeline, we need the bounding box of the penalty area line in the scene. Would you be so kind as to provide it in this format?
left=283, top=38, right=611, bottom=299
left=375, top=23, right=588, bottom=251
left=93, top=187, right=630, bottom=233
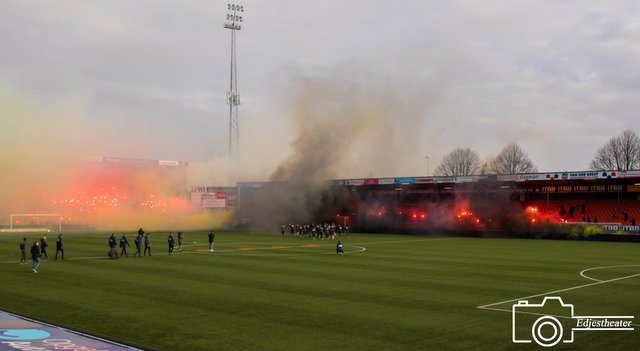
left=478, top=306, right=640, bottom=328
left=477, top=269, right=640, bottom=327
left=478, top=272, right=640, bottom=309
left=579, top=264, right=640, bottom=282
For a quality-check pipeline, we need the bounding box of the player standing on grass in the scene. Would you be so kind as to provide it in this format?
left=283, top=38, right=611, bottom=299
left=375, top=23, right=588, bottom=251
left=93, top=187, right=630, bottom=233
left=19, top=238, right=27, bottom=264
left=177, top=232, right=184, bottom=253
left=119, top=234, right=130, bottom=257
left=40, top=236, right=49, bottom=261
left=55, top=234, right=64, bottom=260
left=144, top=233, right=151, bottom=256
left=168, top=233, right=175, bottom=255
left=30, top=240, right=41, bottom=273
left=108, top=233, right=118, bottom=259
left=336, top=241, right=344, bottom=255
left=133, top=232, right=142, bottom=257
left=208, top=231, right=215, bottom=252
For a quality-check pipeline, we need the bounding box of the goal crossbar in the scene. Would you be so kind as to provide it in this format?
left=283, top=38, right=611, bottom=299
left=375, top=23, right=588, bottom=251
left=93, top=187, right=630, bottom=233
left=10, top=214, right=62, bottom=232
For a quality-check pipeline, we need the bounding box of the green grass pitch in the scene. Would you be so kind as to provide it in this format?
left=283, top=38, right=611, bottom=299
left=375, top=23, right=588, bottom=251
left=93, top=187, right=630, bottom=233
left=0, top=231, right=638, bottom=350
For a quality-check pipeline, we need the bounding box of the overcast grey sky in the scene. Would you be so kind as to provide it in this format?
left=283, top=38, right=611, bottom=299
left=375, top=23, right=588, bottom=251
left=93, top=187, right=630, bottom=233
left=1, top=0, right=639, bottom=180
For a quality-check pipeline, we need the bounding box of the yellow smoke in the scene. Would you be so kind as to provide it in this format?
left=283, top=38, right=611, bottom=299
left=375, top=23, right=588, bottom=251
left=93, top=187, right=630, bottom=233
left=0, top=81, right=232, bottom=231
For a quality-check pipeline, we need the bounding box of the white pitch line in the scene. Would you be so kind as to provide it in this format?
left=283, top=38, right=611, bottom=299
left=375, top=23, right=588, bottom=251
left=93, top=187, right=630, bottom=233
left=188, top=236, right=456, bottom=247
left=1, top=236, right=453, bottom=264
left=186, top=245, right=367, bottom=257
left=348, top=237, right=457, bottom=246
left=1, top=245, right=206, bottom=263
left=479, top=306, right=640, bottom=328
left=478, top=266, right=640, bottom=327
left=579, top=264, right=640, bottom=282
left=186, top=242, right=344, bottom=253
left=182, top=245, right=367, bottom=257
left=0, top=242, right=330, bottom=264
left=478, top=272, right=640, bottom=310
left=1, top=243, right=368, bottom=263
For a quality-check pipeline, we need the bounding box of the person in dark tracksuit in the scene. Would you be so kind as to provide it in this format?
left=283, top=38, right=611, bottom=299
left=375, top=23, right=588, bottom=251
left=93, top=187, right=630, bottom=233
left=177, top=232, right=184, bottom=253
left=19, top=238, right=27, bottom=264
left=40, top=236, right=49, bottom=260
left=108, top=233, right=118, bottom=259
left=336, top=241, right=344, bottom=255
left=133, top=233, right=142, bottom=257
left=55, top=234, right=64, bottom=260
left=31, top=241, right=41, bottom=273
left=208, top=231, right=215, bottom=252
left=119, top=234, right=130, bottom=257
left=168, top=233, right=175, bottom=255
left=144, top=233, right=151, bottom=256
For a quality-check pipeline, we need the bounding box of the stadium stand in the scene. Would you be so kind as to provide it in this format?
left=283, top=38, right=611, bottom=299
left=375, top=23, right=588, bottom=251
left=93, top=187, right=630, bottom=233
left=528, top=201, right=640, bottom=224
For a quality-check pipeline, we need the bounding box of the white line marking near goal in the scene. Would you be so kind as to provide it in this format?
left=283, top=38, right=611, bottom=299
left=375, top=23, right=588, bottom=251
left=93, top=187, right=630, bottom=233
left=478, top=272, right=640, bottom=310
left=478, top=266, right=640, bottom=327
left=579, top=264, right=640, bottom=282
left=480, top=306, right=640, bottom=328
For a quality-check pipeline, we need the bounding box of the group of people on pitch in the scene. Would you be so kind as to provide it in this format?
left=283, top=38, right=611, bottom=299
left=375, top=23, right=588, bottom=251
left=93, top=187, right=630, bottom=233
left=19, top=228, right=343, bottom=272
left=281, top=223, right=347, bottom=255
left=20, top=234, right=64, bottom=273
left=108, top=228, right=188, bottom=259
left=282, top=223, right=349, bottom=240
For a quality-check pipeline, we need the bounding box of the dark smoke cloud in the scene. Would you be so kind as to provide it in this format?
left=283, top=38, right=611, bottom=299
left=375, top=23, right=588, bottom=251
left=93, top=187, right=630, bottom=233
left=247, top=66, right=437, bottom=228
left=272, top=65, right=438, bottom=180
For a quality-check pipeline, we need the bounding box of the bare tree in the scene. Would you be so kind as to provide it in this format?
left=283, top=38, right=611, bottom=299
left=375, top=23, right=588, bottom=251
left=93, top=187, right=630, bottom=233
left=590, top=129, right=640, bottom=171
left=434, top=147, right=480, bottom=176
left=479, top=157, right=495, bottom=175
left=488, top=143, right=537, bottom=174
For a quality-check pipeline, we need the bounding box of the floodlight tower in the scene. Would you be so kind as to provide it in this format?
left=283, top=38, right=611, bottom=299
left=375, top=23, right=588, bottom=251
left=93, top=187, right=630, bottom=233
left=224, top=3, right=244, bottom=162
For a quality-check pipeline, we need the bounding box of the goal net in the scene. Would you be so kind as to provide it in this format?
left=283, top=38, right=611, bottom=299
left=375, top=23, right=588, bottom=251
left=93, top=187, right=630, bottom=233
left=4, top=214, right=62, bottom=233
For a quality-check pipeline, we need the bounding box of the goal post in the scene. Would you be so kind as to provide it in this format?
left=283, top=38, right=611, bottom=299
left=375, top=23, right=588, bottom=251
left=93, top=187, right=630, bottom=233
left=9, top=214, right=62, bottom=232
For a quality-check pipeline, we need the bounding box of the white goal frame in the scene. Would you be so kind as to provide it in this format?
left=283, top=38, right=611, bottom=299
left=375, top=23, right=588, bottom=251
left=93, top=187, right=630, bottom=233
left=9, top=214, right=62, bottom=232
